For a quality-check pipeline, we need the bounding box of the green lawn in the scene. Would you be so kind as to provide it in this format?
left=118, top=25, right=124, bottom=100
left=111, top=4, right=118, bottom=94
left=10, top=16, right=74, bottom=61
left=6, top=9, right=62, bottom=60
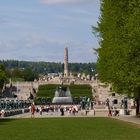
left=0, top=117, right=140, bottom=140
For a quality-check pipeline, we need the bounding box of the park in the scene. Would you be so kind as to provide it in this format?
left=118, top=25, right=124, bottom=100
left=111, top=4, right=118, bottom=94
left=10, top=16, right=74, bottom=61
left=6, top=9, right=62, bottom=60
left=0, top=0, right=140, bottom=140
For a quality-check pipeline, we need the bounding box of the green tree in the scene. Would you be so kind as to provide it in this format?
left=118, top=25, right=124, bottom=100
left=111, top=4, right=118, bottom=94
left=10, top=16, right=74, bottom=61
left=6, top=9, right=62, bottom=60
left=94, top=0, right=140, bottom=115
left=0, top=64, right=7, bottom=93
left=23, top=68, right=39, bottom=81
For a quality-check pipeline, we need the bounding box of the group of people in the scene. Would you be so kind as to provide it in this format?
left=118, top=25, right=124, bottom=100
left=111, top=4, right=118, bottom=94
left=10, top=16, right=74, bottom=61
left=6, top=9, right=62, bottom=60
left=28, top=104, right=81, bottom=117
left=29, top=104, right=46, bottom=117
left=108, top=106, right=119, bottom=117
left=106, top=99, right=119, bottom=117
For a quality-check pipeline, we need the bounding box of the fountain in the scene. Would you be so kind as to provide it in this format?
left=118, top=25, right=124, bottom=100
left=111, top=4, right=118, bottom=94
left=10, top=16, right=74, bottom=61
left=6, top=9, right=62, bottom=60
left=52, top=86, right=73, bottom=104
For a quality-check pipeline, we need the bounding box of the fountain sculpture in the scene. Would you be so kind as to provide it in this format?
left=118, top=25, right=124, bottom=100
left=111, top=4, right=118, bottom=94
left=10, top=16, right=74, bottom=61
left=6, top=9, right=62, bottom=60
left=52, top=86, right=73, bottom=104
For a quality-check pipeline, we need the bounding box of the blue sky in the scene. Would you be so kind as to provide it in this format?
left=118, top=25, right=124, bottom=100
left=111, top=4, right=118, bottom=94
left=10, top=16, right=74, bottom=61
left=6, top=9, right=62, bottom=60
left=0, top=0, right=100, bottom=62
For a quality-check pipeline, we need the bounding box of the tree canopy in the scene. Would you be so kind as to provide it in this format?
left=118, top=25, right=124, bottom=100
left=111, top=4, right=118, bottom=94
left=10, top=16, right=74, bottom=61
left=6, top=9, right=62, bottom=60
left=0, top=60, right=96, bottom=76
left=0, top=64, right=7, bottom=93
left=94, top=0, right=140, bottom=114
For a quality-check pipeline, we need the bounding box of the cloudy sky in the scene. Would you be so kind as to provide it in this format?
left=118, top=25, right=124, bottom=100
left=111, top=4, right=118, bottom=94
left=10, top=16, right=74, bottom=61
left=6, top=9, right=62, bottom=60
left=0, top=0, right=100, bottom=62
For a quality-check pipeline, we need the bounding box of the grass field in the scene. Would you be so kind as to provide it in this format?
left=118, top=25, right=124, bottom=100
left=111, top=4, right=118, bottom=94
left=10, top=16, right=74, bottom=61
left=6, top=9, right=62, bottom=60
left=0, top=117, right=140, bottom=140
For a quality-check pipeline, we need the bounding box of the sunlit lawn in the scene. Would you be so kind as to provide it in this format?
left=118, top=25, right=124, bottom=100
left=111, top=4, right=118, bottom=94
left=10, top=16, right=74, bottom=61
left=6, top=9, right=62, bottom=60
left=0, top=117, right=140, bottom=140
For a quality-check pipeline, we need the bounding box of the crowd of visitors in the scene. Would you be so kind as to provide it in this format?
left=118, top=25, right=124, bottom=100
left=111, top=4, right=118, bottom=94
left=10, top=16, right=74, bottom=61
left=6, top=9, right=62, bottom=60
left=28, top=104, right=93, bottom=117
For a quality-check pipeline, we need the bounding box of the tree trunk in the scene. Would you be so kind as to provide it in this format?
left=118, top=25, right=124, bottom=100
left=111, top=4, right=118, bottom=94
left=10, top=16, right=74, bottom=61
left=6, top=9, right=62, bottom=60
left=136, top=89, right=140, bottom=116
left=136, top=98, right=140, bottom=115
left=0, top=88, right=2, bottom=94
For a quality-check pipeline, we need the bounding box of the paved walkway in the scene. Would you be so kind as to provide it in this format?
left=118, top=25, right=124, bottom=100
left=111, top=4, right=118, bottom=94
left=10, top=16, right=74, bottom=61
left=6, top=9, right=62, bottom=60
left=2, top=110, right=140, bottom=126
left=116, top=115, right=140, bottom=125
left=6, top=110, right=99, bottom=118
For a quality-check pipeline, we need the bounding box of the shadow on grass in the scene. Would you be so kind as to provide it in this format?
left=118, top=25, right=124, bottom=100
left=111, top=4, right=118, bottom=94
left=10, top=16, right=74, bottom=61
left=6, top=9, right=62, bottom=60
left=0, top=118, right=18, bottom=125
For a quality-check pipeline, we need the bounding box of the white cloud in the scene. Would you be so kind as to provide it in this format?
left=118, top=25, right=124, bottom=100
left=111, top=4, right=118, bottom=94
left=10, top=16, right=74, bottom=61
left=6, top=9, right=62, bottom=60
left=41, top=0, right=95, bottom=5
left=0, top=35, right=97, bottom=62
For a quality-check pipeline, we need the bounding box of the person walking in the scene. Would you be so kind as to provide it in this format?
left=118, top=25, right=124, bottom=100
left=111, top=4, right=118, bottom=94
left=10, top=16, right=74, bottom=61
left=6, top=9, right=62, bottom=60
left=31, top=104, right=36, bottom=118
left=60, top=107, right=64, bottom=116
left=108, top=107, right=112, bottom=117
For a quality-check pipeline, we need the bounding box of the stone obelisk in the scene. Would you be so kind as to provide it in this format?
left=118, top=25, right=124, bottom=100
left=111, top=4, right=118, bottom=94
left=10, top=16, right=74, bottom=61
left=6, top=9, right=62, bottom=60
left=64, top=47, right=69, bottom=77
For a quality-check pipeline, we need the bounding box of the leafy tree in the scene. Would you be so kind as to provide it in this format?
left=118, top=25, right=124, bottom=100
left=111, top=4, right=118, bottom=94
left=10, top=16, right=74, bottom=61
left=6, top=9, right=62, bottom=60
left=0, top=64, right=7, bottom=93
left=94, top=0, right=140, bottom=115
left=23, top=68, right=39, bottom=81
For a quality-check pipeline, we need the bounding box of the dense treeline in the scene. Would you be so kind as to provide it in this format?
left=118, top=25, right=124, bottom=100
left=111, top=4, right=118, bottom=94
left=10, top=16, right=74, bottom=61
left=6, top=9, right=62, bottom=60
left=94, top=0, right=140, bottom=115
left=0, top=64, right=7, bottom=93
left=0, top=60, right=96, bottom=75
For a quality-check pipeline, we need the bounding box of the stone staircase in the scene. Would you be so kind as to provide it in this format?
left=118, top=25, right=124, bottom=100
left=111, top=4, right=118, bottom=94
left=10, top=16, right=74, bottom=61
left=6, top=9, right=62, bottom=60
left=47, top=77, right=61, bottom=84
left=11, top=82, right=39, bottom=100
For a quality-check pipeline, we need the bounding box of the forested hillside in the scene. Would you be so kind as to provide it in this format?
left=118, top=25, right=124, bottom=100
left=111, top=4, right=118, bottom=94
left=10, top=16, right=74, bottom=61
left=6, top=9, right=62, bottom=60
left=0, top=60, right=96, bottom=75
